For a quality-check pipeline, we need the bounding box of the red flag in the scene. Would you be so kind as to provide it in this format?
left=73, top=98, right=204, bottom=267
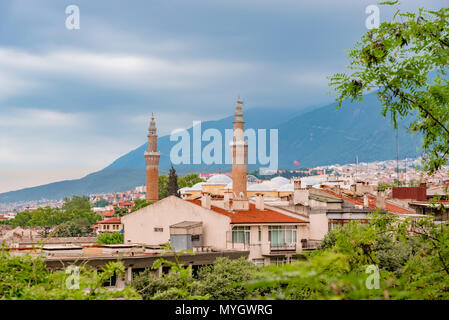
left=294, top=160, right=300, bottom=166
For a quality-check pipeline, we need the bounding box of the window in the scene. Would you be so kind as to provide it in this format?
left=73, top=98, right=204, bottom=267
left=270, top=257, right=287, bottom=266
left=252, top=259, right=265, bottom=267
left=154, top=227, right=163, bottom=232
left=191, top=235, right=200, bottom=241
left=100, top=271, right=117, bottom=287
left=268, top=226, right=297, bottom=249
left=258, top=226, right=261, bottom=242
left=232, top=226, right=250, bottom=244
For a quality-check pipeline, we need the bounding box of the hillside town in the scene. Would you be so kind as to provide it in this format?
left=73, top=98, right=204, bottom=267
left=1, top=99, right=448, bottom=290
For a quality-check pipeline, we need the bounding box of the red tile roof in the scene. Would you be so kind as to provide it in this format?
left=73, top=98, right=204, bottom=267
left=98, top=217, right=122, bottom=224
left=321, top=188, right=414, bottom=214
left=187, top=199, right=307, bottom=224
left=119, top=202, right=133, bottom=206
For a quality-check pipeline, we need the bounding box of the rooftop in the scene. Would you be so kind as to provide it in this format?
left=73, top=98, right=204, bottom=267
left=187, top=199, right=307, bottom=224
left=320, top=188, right=414, bottom=214
left=98, top=217, right=122, bottom=224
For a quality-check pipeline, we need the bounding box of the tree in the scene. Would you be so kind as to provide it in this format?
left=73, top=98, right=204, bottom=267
left=0, top=248, right=139, bottom=300
left=329, top=2, right=449, bottom=175
left=96, top=232, right=124, bottom=244
left=131, top=199, right=152, bottom=212
left=51, top=221, right=88, bottom=237
left=195, top=257, right=258, bottom=300
left=158, top=175, right=169, bottom=200
left=246, top=212, right=449, bottom=300
left=132, top=248, right=204, bottom=300
left=9, top=195, right=101, bottom=236
left=93, top=199, right=110, bottom=208
left=178, top=173, right=204, bottom=189
left=168, top=166, right=180, bottom=197
left=63, top=195, right=91, bottom=213
left=114, top=206, right=129, bottom=217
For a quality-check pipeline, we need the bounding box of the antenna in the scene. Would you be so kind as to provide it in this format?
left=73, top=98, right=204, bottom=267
left=396, top=128, right=399, bottom=182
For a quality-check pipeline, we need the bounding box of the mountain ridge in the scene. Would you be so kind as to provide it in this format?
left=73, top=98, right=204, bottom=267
left=0, top=94, right=422, bottom=203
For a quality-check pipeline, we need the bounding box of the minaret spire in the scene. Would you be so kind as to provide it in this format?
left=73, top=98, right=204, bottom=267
left=231, top=97, right=249, bottom=211
left=148, top=113, right=156, bottom=136
left=145, top=113, right=160, bottom=203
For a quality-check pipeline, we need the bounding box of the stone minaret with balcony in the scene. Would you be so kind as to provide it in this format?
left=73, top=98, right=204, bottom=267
left=145, top=114, right=160, bottom=203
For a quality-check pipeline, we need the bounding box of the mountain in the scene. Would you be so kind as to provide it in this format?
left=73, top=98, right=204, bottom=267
left=276, top=93, right=421, bottom=168
left=0, top=94, right=422, bottom=203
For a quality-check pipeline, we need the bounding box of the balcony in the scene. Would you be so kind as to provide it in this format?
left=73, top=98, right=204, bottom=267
left=301, top=239, right=321, bottom=251
left=270, top=243, right=296, bottom=252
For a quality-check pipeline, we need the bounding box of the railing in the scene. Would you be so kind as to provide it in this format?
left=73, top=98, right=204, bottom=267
left=270, top=243, right=296, bottom=252
left=301, top=239, right=321, bottom=250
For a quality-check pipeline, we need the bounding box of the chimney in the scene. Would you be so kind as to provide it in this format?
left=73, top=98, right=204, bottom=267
left=376, top=190, right=386, bottom=209
left=334, top=185, right=341, bottom=196
left=224, top=191, right=231, bottom=210
left=255, top=193, right=264, bottom=211
left=293, top=179, right=302, bottom=190
left=350, top=184, right=356, bottom=194
left=293, top=188, right=309, bottom=206
left=363, top=193, right=369, bottom=208
left=201, top=193, right=211, bottom=210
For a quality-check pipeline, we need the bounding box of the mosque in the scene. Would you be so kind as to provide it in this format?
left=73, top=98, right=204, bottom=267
left=179, top=175, right=295, bottom=202
left=122, top=97, right=407, bottom=266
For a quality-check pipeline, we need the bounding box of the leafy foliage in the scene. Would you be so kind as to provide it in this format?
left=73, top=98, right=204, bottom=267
left=9, top=195, right=101, bottom=237
left=0, top=249, right=139, bottom=300
left=96, top=232, right=124, bottom=244
left=130, top=199, right=152, bottom=212
left=177, top=173, right=204, bottom=189
left=132, top=255, right=257, bottom=300
left=114, top=206, right=129, bottom=217
left=247, top=213, right=449, bottom=300
left=168, top=166, right=180, bottom=197
left=329, top=2, right=449, bottom=174
left=132, top=248, right=204, bottom=300
left=158, top=173, right=203, bottom=200
left=93, top=199, right=110, bottom=207
left=195, top=257, right=257, bottom=300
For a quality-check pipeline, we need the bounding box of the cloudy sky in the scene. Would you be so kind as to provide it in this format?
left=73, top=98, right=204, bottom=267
left=0, top=0, right=446, bottom=193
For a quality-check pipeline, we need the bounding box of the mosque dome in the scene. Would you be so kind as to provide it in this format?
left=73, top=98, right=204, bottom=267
left=248, top=182, right=276, bottom=191
left=224, top=182, right=233, bottom=190
left=178, top=187, right=189, bottom=194
left=187, top=182, right=205, bottom=191
left=270, top=176, right=290, bottom=187
left=277, top=183, right=294, bottom=192
left=205, top=174, right=232, bottom=185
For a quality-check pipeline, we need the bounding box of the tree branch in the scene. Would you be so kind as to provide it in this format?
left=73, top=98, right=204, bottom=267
left=401, top=95, right=449, bottom=136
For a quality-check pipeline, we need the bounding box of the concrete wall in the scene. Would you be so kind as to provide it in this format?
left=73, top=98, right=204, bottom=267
left=122, top=196, right=231, bottom=250
left=308, top=213, right=328, bottom=240
left=170, top=234, right=193, bottom=251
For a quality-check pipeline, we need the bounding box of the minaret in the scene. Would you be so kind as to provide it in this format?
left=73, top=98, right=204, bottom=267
left=145, top=114, right=160, bottom=203
left=231, top=98, right=249, bottom=210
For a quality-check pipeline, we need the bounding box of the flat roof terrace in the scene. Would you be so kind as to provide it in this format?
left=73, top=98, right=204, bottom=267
left=45, top=250, right=250, bottom=271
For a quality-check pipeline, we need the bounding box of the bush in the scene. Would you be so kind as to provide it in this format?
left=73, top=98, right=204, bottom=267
left=96, top=232, right=124, bottom=244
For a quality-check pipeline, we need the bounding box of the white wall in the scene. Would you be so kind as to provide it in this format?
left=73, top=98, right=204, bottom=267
left=122, top=196, right=231, bottom=250
left=308, top=213, right=329, bottom=240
